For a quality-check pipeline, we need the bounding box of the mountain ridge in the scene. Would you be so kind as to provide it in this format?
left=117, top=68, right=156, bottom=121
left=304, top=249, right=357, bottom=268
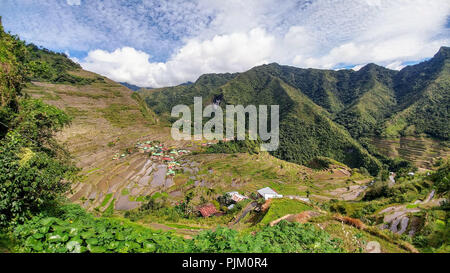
left=140, top=46, right=450, bottom=172
left=141, top=47, right=449, bottom=141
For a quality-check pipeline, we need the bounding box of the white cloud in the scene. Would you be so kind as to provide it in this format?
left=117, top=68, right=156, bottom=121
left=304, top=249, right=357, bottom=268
left=351, top=64, right=366, bottom=71
left=81, top=28, right=276, bottom=87
left=66, top=0, right=81, bottom=6
left=386, top=61, right=406, bottom=71
left=75, top=0, right=450, bottom=87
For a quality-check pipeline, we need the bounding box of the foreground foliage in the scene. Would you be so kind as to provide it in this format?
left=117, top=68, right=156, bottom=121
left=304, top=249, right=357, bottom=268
left=0, top=132, right=75, bottom=227
left=13, top=205, right=343, bottom=253
left=0, top=20, right=76, bottom=228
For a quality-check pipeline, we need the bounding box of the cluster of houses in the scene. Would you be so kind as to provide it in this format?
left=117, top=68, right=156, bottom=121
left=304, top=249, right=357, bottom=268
left=137, top=141, right=190, bottom=158
left=112, top=141, right=191, bottom=177
left=197, top=187, right=284, bottom=217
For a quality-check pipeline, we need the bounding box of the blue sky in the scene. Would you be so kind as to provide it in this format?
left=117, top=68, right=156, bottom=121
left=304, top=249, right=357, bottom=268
left=1, top=0, right=449, bottom=87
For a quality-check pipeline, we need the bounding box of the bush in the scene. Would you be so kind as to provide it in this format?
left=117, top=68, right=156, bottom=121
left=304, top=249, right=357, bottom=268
left=190, top=221, right=343, bottom=253
left=0, top=132, right=75, bottom=228
left=13, top=205, right=189, bottom=253
left=206, top=137, right=261, bottom=155
left=14, top=206, right=344, bottom=253
left=431, top=161, right=450, bottom=193
left=363, top=181, right=390, bottom=201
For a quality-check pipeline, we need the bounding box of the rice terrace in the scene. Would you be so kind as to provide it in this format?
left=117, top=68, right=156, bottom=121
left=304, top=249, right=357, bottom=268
left=0, top=0, right=449, bottom=262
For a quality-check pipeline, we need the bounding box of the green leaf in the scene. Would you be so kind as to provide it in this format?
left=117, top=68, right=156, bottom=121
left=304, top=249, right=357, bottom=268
left=143, top=242, right=156, bottom=253
left=107, top=241, right=120, bottom=250
left=66, top=241, right=82, bottom=253
left=32, top=232, right=44, bottom=239
left=88, top=245, right=107, bottom=253
left=80, top=231, right=95, bottom=239
left=40, top=217, right=58, bottom=227
left=47, top=234, right=62, bottom=243
left=86, top=238, right=98, bottom=246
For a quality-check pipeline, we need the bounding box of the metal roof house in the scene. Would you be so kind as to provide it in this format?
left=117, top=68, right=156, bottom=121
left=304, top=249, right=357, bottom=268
left=257, top=187, right=283, bottom=200
left=226, top=191, right=248, bottom=203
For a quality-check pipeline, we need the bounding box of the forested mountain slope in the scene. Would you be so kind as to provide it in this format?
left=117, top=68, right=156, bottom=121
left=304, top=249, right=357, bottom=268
left=386, top=47, right=450, bottom=140
left=141, top=47, right=450, bottom=171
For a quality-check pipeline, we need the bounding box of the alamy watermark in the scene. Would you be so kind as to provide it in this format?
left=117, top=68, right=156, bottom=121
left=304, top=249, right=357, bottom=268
left=171, top=97, right=280, bottom=151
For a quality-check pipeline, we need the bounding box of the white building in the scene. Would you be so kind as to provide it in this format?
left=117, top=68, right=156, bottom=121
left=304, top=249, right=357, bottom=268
left=257, top=187, right=283, bottom=200
left=226, top=191, right=248, bottom=203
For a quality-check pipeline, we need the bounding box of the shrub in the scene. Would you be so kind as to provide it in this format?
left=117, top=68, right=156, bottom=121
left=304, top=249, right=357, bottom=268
left=190, top=221, right=343, bottom=253
left=13, top=205, right=189, bottom=253
left=0, top=132, right=75, bottom=228
left=14, top=206, right=344, bottom=253
left=431, top=161, right=450, bottom=193
left=363, top=181, right=390, bottom=201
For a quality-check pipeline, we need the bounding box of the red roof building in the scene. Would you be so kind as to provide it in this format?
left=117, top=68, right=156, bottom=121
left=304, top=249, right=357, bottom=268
left=197, top=203, right=218, bottom=217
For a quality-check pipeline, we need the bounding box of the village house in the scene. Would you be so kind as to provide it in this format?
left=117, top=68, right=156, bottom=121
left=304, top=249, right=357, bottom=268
left=257, top=187, right=283, bottom=200
left=226, top=191, right=248, bottom=203
left=197, top=203, right=218, bottom=217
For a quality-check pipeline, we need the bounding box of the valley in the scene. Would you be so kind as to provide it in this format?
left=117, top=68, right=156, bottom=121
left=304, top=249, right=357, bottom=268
left=0, top=19, right=448, bottom=254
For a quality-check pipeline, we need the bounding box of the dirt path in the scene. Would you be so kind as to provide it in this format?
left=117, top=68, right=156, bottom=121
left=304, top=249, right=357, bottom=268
left=422, top=190, right=435, bottom=204
left=229, top=202, right=258, bottom=226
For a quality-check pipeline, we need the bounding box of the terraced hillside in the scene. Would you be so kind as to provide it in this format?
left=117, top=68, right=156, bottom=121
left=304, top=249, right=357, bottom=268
left=371, top=136, right=449, bottom=169
left=21, top=69, right=179, bottom=212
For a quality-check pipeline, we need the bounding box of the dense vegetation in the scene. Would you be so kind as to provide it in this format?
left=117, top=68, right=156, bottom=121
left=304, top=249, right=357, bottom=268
left=12, top=204, right=343, bottom=253
left=0, top=21, right=78, bottom=229
left=26, top=43, right=100, bottom=85
left=12, top=204, right=188, bottom=253
left=431, top=161, right=450, bottom=194
left=206, top=137, right=261, bottom=154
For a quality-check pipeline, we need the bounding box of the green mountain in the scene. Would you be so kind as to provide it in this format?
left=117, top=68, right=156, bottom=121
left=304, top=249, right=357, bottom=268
left=250, top=62, right=398, bottom=139
left=140, top=47, right=450, bottom=173
left=385, top=47, right=450, bottom=139
left=141, top=65, right=383, bottom=174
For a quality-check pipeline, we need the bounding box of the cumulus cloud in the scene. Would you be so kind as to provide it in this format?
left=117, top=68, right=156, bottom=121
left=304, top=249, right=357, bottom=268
left=2, top=0, right=450, bottom=87
left=79, top=0, right=450, bottom=87
left=81, top=28, right=275, bottom=87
